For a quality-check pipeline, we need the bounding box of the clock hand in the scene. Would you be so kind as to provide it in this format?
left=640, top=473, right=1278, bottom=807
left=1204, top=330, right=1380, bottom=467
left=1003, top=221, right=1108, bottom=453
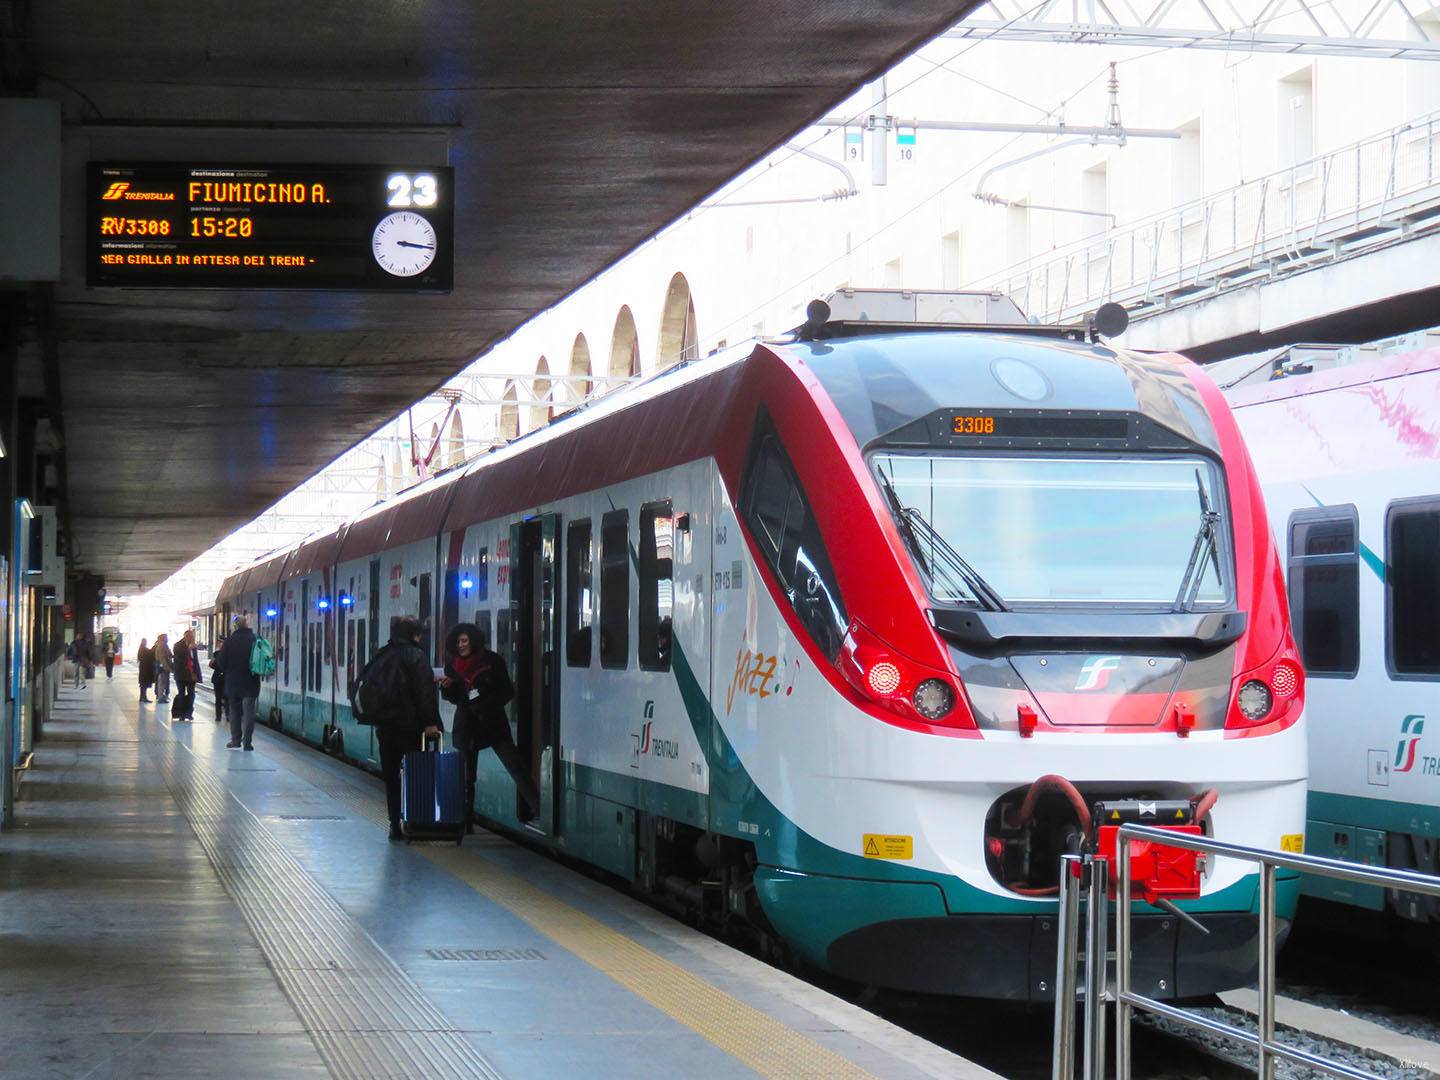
left=395, top=240, right=434, bottom=250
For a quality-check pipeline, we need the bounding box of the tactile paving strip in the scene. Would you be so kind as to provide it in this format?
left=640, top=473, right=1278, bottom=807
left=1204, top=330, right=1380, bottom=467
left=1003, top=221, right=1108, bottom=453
left=253, top=730, right=880, bottom=1079
left=137, top=728, right=504, bottom=1080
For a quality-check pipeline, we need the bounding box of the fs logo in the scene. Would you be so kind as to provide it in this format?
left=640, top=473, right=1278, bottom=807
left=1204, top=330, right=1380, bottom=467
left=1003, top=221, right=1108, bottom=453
left=1074, top=656, right=1123, bottom=692
left=101, top=182, right=130, bottom=200
left=1395, top=714, right=1425, bottom=774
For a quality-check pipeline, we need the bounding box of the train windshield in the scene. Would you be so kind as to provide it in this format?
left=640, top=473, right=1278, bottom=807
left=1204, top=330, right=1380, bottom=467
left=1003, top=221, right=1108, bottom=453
left=873, top=453, right=1230, bottom=609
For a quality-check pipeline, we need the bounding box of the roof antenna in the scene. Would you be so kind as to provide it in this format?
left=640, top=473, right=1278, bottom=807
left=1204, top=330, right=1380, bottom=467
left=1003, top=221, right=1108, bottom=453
left=794, top=298, right=832, bottom=342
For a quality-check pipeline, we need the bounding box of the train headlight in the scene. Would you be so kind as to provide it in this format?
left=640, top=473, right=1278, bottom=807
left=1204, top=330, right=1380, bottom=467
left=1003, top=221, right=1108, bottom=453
left=913, top=679, right=955, bottom=719
left=1237, top=679, right=1273, bottom=721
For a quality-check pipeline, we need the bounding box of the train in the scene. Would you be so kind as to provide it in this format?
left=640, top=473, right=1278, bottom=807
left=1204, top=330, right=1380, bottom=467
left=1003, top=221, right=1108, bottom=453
left=1220, top=340, right=1440, bottom=925
left=212, top=289, right=1306, bottom=1001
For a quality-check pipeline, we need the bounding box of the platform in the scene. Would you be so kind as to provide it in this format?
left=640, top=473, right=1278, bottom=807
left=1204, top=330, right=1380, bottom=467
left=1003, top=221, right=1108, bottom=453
left=0, top=674, right=993, bottom=1080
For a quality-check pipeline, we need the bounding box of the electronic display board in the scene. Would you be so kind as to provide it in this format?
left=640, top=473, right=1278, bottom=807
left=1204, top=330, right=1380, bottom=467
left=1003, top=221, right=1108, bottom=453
left=86, top=162, right=454, bottom=290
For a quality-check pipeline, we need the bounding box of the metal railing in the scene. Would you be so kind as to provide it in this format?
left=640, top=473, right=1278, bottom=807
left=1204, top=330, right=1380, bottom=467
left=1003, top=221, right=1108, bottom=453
left=985, top=109, right=1440, bottom=325
left=1053, top=828, right=1440, bottom=1080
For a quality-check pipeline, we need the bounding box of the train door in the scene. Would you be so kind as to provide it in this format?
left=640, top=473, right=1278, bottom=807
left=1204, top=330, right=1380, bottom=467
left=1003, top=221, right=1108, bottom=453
left=510, top=514, right=560, bottom=835
left=418, top=571, right=434, bottom=663
left=300, top=580, right=310, bottom=714
left=368, top=559, right=381, bottom=652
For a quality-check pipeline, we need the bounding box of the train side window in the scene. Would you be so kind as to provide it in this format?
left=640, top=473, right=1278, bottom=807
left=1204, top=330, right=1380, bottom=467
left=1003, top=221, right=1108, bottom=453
left=566, top=519, right=594, bottom=668
left=740, top=415, right=848, bottom=661
left=1287, top=507, right=1359, bottom=677
left=600, top=509, right=630, bottom=670
left=473, top=609, right=492, bottom=652
left=477, top=547, right=489, bottom=601
left=496, top=608, right=511, bottom=665
left=639, top=501, right=674, bottom=672
left=1386, top=499, right=1440, bottom=678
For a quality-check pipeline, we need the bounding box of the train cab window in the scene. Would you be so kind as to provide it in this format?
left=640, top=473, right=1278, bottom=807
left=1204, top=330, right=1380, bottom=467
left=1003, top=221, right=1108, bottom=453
left=1386, top=499, right=1440, bottom=677
left=600, top=509, right=630, bottom=669
left=740, top=419, right=848, bottom=661
left=566, top=520, right=594, bottom=668
left=639, top=501, right=674, bottom=671
left=1287, top=508, right=1359, bottom=677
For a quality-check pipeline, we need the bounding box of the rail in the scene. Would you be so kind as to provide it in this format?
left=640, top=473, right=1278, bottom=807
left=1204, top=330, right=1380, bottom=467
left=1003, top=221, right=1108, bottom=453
left=984, top=108, right=1440, bottom=325
left=1052, top=827, right=1440, bottom=1080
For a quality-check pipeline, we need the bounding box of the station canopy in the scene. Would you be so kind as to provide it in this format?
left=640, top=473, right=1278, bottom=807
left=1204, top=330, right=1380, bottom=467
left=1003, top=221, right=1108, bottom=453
left=15, top=1, right=979, bottom=589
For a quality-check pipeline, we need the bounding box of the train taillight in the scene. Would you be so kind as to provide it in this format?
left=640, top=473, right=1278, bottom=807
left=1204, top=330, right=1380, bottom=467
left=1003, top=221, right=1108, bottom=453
left=1225, top=645, right=1305, bottom=732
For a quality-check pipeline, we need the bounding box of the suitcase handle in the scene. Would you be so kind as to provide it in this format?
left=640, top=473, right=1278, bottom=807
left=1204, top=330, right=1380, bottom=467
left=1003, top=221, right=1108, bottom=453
left=421, top=731, right=442, bottom=751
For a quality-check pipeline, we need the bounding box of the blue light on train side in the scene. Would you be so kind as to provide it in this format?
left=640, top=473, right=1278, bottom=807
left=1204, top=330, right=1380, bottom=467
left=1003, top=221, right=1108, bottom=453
left=339, top=592, right=353, bottom=608
left=265, top=607, right=278, bottom=619
left=460, top=576, right=475, bottom=591
left=317, top=597, right=331, bottom=611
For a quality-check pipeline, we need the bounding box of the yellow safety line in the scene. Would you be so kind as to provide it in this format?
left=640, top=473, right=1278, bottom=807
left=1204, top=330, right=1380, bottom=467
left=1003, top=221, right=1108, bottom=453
left=418, top=843, right=879, bottom=1080
left=251, top=734, right=880, bottom=1078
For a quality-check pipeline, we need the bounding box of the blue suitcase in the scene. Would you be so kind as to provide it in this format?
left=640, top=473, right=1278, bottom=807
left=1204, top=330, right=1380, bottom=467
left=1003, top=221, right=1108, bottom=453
left=400, top=735, right=467, bottom=843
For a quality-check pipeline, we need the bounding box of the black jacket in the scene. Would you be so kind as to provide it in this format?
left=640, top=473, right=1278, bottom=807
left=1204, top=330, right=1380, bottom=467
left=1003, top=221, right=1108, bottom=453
left=215, top=628, right=261, bottom=698
left=137, top=645, right=155, bottom=684
left=173, top=639, right=204, bottom=686
left=363, top=634, right=442, bottom=737
left=440, top=623, right=513, bottom=749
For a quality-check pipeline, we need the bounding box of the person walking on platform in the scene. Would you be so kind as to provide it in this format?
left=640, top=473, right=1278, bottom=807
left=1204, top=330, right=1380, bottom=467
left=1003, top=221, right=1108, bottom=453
left=65, top=635, right=88, bottom=689
left=172, top=629, right=202, bottom=721
left=215, top=620, right=261, bottom=750
left=439, top=623, right=538, bottom=830
left=102, top=637, right=117, bottom=679
left=209, top=634, right=228, bottom=726
left=137, top=638, right=155, bottom=702
left=357, top=616, right=442, bottom=841
left=152, top=633, right=172, bottom=703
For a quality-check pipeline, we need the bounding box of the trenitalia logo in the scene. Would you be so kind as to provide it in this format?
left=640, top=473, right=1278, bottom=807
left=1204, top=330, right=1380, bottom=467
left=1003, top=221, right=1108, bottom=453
left=99, top=182, right=176, bottom=202
left=1074, top=656, right=1123, bottom=691
left=1395, top=714, right=1425, bottom=773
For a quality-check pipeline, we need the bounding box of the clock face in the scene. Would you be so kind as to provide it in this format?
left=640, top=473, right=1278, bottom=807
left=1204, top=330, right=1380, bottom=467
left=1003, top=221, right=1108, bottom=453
left=371, top=211, right=438, bottom=277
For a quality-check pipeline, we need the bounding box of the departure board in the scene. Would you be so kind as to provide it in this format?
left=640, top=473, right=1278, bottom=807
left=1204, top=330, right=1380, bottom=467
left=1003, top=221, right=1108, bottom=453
left=86, top=162, right=454, bottom=290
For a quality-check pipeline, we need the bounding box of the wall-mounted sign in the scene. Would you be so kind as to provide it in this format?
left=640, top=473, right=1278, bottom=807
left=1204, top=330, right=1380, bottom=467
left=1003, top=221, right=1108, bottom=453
left=86, top=162, right=454, bottom=290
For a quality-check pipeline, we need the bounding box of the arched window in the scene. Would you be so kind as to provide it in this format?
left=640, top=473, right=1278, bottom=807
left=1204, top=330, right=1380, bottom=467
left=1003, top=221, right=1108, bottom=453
left=608, top=305, right=641, bottom=385
left=529, top=356, right=553, bottom=431
left=500, top=382, right=519, bottom=442
left=446, top=411, right=465, bottom=468
left=656, top=272, right=699, bottom=369
left=566, top=333, right=592, bottom=412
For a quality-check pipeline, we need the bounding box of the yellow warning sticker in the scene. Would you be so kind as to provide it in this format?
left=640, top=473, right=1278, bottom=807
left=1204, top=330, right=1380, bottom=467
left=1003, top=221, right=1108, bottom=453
left=862, top=834, right=913, bottom=860
left=1280, top=834, right=1304, bottom=853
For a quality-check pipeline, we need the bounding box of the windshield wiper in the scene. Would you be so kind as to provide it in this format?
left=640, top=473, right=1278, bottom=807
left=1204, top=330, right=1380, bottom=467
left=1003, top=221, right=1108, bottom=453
left=875, top=470, right=1007, bottom=612
left=1173, top=468, right=1223, bottom=612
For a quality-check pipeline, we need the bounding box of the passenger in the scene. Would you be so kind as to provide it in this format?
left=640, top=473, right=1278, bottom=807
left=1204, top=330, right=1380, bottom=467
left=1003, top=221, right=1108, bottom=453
left=65, top=635, right=88, bottom=689
left=102, top=636, right=116, bottom=679
left=172, top=629, right=203, bottom=722
left=152, top=634, right=172, bottom=703
left=215, top=620, right=260, bottom=750
left=209, top=634, right=228, bottom=726
left=137, top=638, right=155, bottom=702
left=439, top=623, right=539, bottom=830
left=366, top=615, right=442, bottom=841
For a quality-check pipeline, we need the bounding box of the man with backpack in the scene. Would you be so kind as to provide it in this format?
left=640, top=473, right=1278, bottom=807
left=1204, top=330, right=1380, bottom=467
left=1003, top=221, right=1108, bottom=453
left=352, top=615, right=442, bottom=840
left=214, top=616, right=264, bottom=750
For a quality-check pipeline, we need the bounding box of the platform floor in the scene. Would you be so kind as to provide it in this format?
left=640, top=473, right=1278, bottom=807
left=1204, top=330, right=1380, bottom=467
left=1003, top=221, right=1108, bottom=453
left=1, top=672, right=994, bottom=1080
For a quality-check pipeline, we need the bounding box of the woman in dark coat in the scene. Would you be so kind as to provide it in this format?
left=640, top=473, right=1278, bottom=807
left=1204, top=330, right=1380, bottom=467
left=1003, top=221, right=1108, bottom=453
left=171, top=629, right=203, bottom=722
left=136, top=638, right=155, bottom=702
left=438, top=622, right=538, bottom=829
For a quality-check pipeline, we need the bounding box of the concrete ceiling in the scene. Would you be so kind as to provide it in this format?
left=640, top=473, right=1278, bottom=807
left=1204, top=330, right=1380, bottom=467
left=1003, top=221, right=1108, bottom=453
left=8, top=1, right=980, bottom=591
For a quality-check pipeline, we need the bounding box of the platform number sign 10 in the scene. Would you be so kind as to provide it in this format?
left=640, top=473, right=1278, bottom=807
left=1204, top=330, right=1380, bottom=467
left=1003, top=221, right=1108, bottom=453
left=386, top=173, right=439, bottom=208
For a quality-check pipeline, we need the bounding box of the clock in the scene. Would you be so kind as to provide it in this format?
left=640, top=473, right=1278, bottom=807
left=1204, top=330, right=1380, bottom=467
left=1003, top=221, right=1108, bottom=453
left=371, top=211, right=437, bottom=277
